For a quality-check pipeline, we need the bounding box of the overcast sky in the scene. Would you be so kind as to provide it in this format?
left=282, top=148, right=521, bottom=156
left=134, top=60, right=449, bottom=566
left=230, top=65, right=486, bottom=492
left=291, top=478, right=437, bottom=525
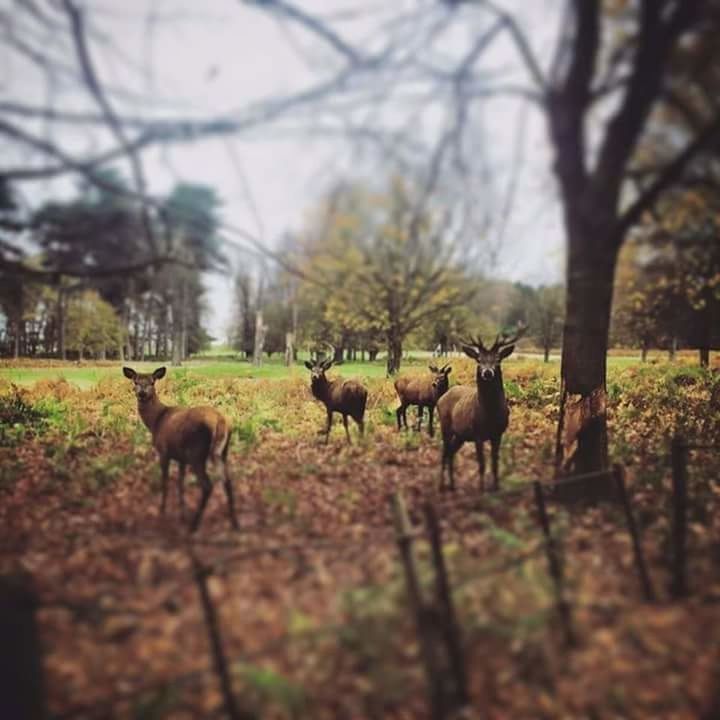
left=5, top=0, right=565, bottom=341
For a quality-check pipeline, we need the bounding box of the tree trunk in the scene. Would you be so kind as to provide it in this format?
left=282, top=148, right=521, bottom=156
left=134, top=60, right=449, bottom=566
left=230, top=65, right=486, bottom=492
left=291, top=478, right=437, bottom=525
left=284, top=331, right=294, bottom=367
left=544, top=343, right=550, bottom=363
left=56, top=288, right=66, bottom=361
left=555, top=234, right=618, bottom=479
left=252, top=310, right=265, bottom=366
left=668, top=336, right=677, bottom=361
left=12, top=321, right=20, bottom=360
left=699, top=347, right=710, bottom=368
left=641, top=345, right=648, bottom=362
left=386, top=330, right=402, bottom=375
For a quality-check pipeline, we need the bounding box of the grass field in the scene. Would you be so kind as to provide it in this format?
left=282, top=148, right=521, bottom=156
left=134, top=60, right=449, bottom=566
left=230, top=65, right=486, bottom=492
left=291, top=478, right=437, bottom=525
left=2, top=350, right=714, bottom=389
left=1, top=354, right=719, bottom=718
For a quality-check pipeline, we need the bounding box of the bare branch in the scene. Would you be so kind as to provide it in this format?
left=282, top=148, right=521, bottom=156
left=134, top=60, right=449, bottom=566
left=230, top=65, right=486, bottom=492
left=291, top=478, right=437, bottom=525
left=62, top=0, right=157, bottom=254
left=242, top=0, right=363, bottom=65
left=615, top=114, right=720, bottom=244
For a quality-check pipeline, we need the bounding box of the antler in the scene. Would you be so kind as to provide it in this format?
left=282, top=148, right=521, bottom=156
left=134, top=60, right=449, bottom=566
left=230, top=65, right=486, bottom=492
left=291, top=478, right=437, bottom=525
left=460, top=334, right=487, bottom=352
left=493, top=322, right=528, bottom=350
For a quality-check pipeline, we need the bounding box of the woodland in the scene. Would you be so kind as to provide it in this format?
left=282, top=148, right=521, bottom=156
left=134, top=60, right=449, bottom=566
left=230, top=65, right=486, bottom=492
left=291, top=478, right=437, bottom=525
left=1, top=1, right=720, bottom=718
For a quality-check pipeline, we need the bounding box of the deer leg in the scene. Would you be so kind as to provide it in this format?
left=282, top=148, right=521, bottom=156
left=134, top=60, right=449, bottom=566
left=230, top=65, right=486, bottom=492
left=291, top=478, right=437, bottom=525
left=416, top=406, right=423, bottom=432
left=159, top=456, right=170, bottom=515
left=356, top=415, right=365, bottom=437
left=396, top=404, right=404, bottom=430
left=324, top=410, right=333, bottom=444
left=475, top=441, right=486, bottom=493
left=190, top=465, right=214, bottom=533
left=448, top=440, right=457, bottom=492
left=490, top=436, right=501, bottom=491
left=440, top=442, right=449, bottom=491
left=222, top=460, right=239, bottom=531
left=342, top=414, right=351, bottom=444
left=428, top=406, right=435, bottom=438
left=177, top=462, right=187, bottom=521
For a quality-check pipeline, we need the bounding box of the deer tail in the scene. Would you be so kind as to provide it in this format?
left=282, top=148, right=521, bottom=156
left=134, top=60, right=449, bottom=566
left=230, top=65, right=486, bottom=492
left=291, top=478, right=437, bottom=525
left=210, top=416, right=231, bottom=464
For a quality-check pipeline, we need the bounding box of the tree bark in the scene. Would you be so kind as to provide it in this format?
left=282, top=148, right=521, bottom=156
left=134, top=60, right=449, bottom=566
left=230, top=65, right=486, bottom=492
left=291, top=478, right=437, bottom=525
left=252, top=310, right=265, bottom=366
left=284, top=331, right=294, bottom=367
left=386, top=330, right=402, bottom=375
left=555, top=230, right=618, bottom=478
left=12, top=321, right=20, bottom=360
left=56, top=287, right=66, bottom=361
left=699, top=347, right=710, bottom=368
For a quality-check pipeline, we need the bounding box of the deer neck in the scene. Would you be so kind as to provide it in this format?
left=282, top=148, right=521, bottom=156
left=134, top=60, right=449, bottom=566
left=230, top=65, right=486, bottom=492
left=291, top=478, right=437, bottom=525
left=311, top=376, right=331, bottom=402
left=476, top=367, right=505, bottom=411
left=137, top=394, right=170, bottom=435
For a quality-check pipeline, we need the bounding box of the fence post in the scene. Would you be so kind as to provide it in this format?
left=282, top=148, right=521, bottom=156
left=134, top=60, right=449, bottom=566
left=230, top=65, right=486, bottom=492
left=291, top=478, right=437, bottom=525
left=670, top=434, right=688, bottom=598
left=390, top=493, right=445, bottom=720
left=532, top=482, right=576, bottom=647
left=0, top=574, right=46, bottom=720
left=423, top=502, right=469, bottom=712
left=190, top=553, right=255, bottom=720
left=613, top=464, right=656, bottom=602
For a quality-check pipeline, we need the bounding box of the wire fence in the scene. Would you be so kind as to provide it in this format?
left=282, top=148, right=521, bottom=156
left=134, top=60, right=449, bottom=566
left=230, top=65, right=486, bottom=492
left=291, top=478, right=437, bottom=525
left=7, top=440, right=720, bottom=720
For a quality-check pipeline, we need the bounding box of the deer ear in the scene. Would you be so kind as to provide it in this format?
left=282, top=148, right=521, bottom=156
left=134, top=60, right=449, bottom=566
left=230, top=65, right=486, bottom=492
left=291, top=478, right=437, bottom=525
left=304, top=360, right=314, bottom=370
left=444, top=366, right=452, bottom=375
left=322, top=358, right=334, bottom=370
left=122, top=367, right=136, bottom=380
left=461, top=345, right=479, bottom=360
left=428, top=364, right=438, bottom=373
left=152, top=367, right=167, bottom=380
left=498, top=345, right=515, bottom=360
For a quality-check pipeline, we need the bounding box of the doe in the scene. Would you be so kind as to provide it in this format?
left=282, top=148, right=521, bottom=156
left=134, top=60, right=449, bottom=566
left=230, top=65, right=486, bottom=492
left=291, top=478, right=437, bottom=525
left=394, top=364, right=452, bottom=436
left=123, top=366, right=238, bottom=532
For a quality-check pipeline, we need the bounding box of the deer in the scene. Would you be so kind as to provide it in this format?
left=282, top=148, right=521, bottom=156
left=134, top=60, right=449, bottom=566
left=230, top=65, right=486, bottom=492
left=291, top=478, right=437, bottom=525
left=304, top=355, right=367, bottom=444
left=394, top=364, right=452, bottom=437
left=122, top=366, right=238, bottom=532
left=436, top=325, right=526, bottom=492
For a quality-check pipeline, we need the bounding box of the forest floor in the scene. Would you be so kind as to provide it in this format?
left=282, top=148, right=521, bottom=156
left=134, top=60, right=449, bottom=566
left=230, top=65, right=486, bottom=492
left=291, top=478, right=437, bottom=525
left=1, top=357, right=719, bottom=719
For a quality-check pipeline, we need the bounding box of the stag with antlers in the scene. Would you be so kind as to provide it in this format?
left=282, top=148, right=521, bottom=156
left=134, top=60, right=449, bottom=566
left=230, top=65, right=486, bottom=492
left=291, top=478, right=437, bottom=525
left=436, top=325, right=526, bottom=492
left=304, top=348, right=367, bottom=444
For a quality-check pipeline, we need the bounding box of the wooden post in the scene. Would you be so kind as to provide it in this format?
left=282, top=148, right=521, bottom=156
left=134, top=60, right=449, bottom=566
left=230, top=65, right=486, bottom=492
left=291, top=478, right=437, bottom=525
left=613, top=464, right=655, bottom=602
left=423, top=502, right=469, bottom=712
left=390, top=493, right=445, bottom=720
left=0, top=574, right=46, bottom=720
left=191, top=555, right=255, bottom=720
left=532, top=482, right=576, bottom=647
left=670, top=435, right=688, bottom=598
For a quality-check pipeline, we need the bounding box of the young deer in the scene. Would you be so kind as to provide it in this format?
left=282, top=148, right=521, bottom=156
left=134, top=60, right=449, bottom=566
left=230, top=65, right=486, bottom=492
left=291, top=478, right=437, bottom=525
left=394, top=364, right=452, bottom=437
left=123, top=366, right=238, bottom=532
left=304, top=357, right=367, bottom=444
left=436, top=326, right=525, bottom=492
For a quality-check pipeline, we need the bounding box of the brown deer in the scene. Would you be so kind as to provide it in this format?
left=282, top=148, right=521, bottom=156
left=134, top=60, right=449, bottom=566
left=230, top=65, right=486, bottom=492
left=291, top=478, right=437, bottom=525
left=436, top=325, right=526, bottom=492
left=394, top=364, right=452, bottom=437
left=304, top=356, right=367, bottom=444
left=122, top=366, right=238, bottom=532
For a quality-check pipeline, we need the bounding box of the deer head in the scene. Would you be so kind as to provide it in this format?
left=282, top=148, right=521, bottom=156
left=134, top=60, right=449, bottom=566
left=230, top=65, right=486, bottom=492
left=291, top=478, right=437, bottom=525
left=304, top=356, right=334, bottom=383
left=461, top=324, right=526, bottom=382
left=123, top=366, right=166, bottom=402
left=428, top=363, right=452, bottom=395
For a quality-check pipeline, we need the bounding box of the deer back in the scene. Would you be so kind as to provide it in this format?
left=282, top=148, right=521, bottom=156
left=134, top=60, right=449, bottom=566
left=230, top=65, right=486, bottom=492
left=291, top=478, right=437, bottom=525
left=395, top=376, right=436, bottom=406
left=154, top=406, right=229, bottom=466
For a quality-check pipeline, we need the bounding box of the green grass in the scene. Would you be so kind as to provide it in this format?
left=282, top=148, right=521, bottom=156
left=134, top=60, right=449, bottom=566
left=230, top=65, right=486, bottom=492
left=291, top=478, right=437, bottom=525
left=0, top=350, right=713, bottom=389
left=0, top=358, right=393, bottom=388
